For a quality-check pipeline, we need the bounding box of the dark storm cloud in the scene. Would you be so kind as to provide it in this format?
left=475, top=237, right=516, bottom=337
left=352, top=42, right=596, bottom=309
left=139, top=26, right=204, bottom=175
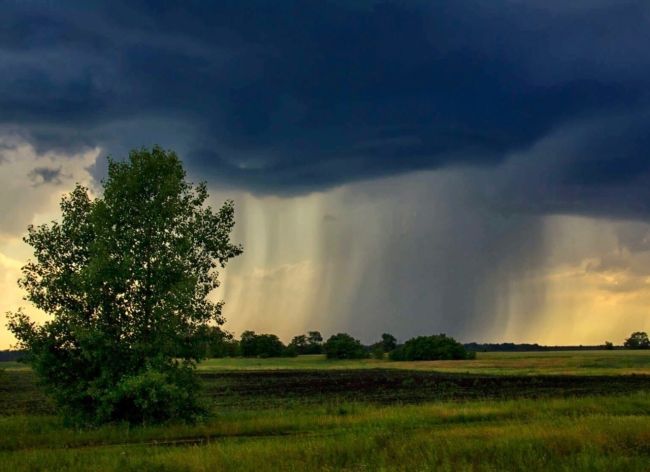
left=2, top=1, right=650, bottom=215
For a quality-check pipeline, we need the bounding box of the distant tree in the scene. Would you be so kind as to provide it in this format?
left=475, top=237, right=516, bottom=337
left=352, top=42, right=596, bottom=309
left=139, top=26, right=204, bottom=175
left=389, top=334, right=474, bottom=361
left=288, top=335, right=308, bottom=354
left=254, top=334, right=286, bottom=358
left=624, top=332, right=650, bottom=350
left=306, top=331, right=324, bottom=354
left=201, top=326, right=239, bottom=358
left=324, top=333, right=368, bottom=359
left=371, top=345, right=385, bottom=359
left=283, top=343, right=298, bottom=358
left=240, top=330, right=258, bottom=357
left=380, top=333, right=397, bottom=352
left=288, top=331, right=323, bottom=355
left=368, top=333, right=397, bottom=359
left=604, top=341, right=614, bottom=351
left=239, top=331, right=290, bottom=358
left=308, top=331, right=323, bottom=344
left=6, top=147, right=243, bottom=425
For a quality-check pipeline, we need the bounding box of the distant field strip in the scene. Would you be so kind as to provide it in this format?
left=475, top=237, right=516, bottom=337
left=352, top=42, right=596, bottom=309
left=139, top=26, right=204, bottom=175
left=196, top=350, right=650, bottom=375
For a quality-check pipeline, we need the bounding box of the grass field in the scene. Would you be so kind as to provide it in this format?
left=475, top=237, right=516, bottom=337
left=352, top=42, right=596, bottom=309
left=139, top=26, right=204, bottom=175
left=1, top=350, right=649, bottom=471
left=196, top=350, right=650, bottom=376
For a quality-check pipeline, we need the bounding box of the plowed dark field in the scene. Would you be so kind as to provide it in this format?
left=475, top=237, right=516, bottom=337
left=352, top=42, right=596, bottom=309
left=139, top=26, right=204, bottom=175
left=3, top=368, right=649, bottom=414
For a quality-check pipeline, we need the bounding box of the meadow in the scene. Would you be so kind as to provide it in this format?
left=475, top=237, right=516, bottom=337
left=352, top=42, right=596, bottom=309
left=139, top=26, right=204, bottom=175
left=197, top=350, right=650, bottom=376
left=1, top=350, right=649, bottom=471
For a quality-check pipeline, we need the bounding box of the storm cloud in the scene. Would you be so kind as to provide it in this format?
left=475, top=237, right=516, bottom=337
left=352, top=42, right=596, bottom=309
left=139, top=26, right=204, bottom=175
left=2, top=0, right=650, bottom=218
left=2, top=1, right=650, bottom=347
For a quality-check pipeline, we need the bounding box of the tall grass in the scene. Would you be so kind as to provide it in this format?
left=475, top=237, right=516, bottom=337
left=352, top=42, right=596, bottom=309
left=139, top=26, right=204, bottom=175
left=2, top=351, right=648, bottom=470
left=1, top=393, right=649, bottom=471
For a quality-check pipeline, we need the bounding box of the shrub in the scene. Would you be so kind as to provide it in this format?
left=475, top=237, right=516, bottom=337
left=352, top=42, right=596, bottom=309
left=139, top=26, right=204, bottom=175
left=96, top=367, right=204, bottom=425
left=324, top=333, right=368, bottom=359
left=389, top=334, right=474, bottom=361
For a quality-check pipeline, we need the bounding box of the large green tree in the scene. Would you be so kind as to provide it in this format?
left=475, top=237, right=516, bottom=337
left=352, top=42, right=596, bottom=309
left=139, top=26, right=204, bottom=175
left=7, top=147, right=243, bottom=424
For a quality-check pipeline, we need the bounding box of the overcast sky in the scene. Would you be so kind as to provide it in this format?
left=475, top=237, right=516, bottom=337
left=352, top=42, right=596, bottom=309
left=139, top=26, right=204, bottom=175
left=2, top=1, right=650, bottom=347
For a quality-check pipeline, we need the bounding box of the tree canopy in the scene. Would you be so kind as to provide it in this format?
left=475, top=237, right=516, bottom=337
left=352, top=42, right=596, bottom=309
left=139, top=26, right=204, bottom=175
left=389, top=334, right=474, bottom=361
left=288, top=331, right=324, bottom=355
left=624, top=332, right=650, bottom=350
left=240, top=331, right=293, bottom=358
left=7, top=147, right=243, bottom=424
left=323, top=333, right=368, bottom=359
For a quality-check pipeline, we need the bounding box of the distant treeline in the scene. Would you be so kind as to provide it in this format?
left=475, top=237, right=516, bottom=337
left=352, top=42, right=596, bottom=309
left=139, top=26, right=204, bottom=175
left=181, top=328, right=650, bottom=358
left=187, top=328, right=473, bottom=361
left=0, top=350, right=25, bottom=362
left=463, top=343, right=620, bottom=352
left=2, top=332, right=646, bottom=363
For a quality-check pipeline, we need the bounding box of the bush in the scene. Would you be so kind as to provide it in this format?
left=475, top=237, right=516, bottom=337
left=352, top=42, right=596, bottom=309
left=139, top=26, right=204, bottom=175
left=324, top=333, right=368, bottom=359
left=389, top=334, right=474, bottom=361
left=96, top=367, right=204, bottom=425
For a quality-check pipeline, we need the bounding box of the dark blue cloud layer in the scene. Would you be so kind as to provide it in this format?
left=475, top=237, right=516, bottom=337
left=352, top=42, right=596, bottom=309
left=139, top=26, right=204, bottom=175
left=2, top=1, right=650, bottom=212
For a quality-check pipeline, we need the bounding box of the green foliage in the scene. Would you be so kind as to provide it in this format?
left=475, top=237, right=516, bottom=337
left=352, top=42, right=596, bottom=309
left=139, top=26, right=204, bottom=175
left=369, top=333, right=398, bottom=356
left=199, top=326, right=240, bottom=358
left=6, top=147, right=242, bottom=424
left=289, top=335, right=308, bottom=353
left=239, top=331, right=292, bottom=358
left=306, top=331, right=323, bottom=353
left=624, top=332, right=649, bottom=350
left=288, top=331, right=323, bottom=355
left=389, top=334, right=474, bottom=361
left=323, top=333, right=368, bottom=359
left=98, top=367, right=203, bottom=425
left=371, top=345, right=385, bottom=360
left=604, top=341, right=614, bottom=350
left=380, top=333, right=397, bottom=352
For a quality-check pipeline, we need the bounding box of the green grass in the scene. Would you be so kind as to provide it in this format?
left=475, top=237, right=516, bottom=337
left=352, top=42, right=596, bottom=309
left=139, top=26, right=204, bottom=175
left=0, top=361, right=28, bottom=371
left=196, top=350, right=650, bottom=376
left=4, top=350, right=649, bottom=376
left=1, top=394, right=649, bottom=471
left=1, top=351, right=649, bottom=471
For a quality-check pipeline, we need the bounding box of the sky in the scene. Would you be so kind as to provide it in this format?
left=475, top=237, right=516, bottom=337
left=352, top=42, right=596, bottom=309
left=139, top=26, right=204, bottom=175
left=1, top=0, right=650, bottom=348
